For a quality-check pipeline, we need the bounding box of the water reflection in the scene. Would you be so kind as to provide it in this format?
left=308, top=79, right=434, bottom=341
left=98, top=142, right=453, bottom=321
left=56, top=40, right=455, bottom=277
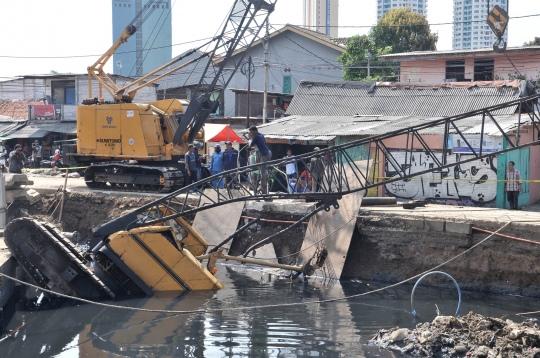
left=1, top=263, right=539, bottom=357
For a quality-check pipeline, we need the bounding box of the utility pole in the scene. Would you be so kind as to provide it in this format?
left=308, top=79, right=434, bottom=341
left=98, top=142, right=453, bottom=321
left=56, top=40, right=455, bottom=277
left=366, top=52, right=371, bottom=78
left=241, top=56, right=256, bottom=128
left=263, top=20, right=270, bottom=124
left=247, top=55, right=253, bottom=129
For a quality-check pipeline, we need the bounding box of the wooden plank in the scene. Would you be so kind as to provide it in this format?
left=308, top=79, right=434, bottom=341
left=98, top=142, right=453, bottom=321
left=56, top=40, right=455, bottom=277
left=299, top=160, right=369, bottom=279
left=192, top=190, right=245, bottom=250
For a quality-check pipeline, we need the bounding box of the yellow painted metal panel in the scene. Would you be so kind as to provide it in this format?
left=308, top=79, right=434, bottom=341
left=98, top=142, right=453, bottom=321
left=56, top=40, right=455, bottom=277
left=108, top=226, right=223, bottom=291
left=119, top=104, right=150, bottom=157
left=96, top=106, right=122, bottom=156
left=140, top=112, right=164, bottom=156
left=157, top=206, right=209, bottom=256
left=77, top=106, right=97, bottom=153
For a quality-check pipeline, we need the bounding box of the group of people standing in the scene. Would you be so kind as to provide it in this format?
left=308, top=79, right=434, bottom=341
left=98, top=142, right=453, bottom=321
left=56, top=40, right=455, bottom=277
left=186, top=125, right=334, bottom=196
left=206, top=126, right=272, bottom=194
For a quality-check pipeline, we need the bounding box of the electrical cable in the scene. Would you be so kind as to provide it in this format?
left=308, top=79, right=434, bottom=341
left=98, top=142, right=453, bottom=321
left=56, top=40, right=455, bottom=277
left=0, top=222, right=510, bottom=314
left=273, top=13, right=540, bottom=29
left=270, top=25, right=341, bottom=71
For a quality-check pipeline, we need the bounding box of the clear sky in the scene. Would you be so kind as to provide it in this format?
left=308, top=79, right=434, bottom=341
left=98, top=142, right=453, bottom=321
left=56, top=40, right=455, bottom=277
left=0, top=0, right=539, bottom=80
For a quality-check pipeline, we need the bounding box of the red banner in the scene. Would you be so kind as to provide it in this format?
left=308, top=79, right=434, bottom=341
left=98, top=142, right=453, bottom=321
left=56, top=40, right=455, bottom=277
left=34, top=105, right=56, bottom=118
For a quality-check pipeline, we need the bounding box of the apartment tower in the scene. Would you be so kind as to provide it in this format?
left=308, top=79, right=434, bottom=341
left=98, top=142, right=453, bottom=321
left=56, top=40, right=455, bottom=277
left=452, top=0, right=508, bottom=50
left=377, top=0, right=428, bottom=21
left=303, top=0, right=339, bottom=38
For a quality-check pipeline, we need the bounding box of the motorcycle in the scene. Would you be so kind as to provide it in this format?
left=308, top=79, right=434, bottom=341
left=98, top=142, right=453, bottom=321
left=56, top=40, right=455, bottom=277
left=40, top=155, right=68, bottom=169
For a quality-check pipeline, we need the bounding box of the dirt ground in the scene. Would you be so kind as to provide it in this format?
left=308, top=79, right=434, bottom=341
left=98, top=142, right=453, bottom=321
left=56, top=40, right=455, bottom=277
left=370, top=312, right=540, bottom=357
left=27, top=191, right=172, bottom=241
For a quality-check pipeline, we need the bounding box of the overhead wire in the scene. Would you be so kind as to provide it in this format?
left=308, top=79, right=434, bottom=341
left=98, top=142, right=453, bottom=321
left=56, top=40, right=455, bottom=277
left=272, top=13, right=540, bottom=29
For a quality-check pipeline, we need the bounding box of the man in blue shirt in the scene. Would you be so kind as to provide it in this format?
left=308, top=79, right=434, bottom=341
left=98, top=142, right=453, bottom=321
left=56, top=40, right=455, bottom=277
left=223, top=141, right=239, bottom=188
left=184, top=144, right=198, bottom=190
left=248, top=126, right=272, bottom=194
left=209, top=144, right=225, bottom=189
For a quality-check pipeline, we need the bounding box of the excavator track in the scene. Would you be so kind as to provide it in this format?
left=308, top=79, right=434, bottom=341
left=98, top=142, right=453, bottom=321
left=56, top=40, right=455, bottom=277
left=4, top=218, right=115, bottom=300
left=84, top=163, right=184, bottom=193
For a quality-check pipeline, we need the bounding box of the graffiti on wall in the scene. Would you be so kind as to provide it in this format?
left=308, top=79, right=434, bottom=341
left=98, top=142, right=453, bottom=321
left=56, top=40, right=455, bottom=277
left=385, top=151, right=498, bottom=207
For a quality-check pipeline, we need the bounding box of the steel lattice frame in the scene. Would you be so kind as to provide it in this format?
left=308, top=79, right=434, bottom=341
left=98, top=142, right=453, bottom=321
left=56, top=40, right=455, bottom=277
left=175, top=0, right=277, bottom=143
left=93, top=93, right=540, bottom=241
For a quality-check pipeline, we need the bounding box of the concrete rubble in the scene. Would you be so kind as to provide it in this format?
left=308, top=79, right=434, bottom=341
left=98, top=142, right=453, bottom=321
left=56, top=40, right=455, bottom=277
left=369, top=312, right=540, bottom=357
left=4, top=173, right=42, bottom=206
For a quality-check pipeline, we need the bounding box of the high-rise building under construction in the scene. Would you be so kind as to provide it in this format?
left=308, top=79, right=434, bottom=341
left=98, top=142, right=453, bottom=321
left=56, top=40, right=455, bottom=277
left=303, top=0, right=339, bottom=38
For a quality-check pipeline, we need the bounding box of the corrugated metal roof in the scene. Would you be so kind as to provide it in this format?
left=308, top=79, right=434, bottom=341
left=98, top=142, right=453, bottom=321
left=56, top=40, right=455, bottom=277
left=252, top=114, right=523, bottom=140
left=9, top=126, right=50, bottom=139
left=0, top=121, right=26, bottom=137
left=286, top=81, right=522, bottom=117
left=8, top=122, right=76, bottom=139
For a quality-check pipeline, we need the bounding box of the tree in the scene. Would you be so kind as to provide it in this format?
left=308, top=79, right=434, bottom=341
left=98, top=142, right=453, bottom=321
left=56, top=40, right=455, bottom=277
left=524, top=37, right=540, bottom=46
left=371, top=7, right=438, bottom=54
left=337, top=35, right=394, bottom=81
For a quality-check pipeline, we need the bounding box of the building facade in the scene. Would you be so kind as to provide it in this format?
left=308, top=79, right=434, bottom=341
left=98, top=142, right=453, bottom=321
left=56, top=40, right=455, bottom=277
left=303, top=0, right=339, bottom=37
left=377, top=0, right=427, bottom=21
left=112, top=0, right=172, bottom=76
left=378, top=46, right=540, bottom=83
left=453, top=0, right=508, bottom=50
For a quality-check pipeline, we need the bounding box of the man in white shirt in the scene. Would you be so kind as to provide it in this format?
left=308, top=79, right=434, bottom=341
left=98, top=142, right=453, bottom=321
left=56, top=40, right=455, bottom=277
left=283, top=149, right=298, bottom=180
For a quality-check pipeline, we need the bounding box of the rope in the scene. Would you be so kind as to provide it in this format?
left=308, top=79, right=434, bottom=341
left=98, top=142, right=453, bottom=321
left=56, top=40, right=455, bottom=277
left=0, top=222, right=510, bottom=315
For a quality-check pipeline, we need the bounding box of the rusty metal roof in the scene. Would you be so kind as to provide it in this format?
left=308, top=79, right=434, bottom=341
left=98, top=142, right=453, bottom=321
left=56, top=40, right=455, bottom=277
left=285, top=81, right=523, bottom=117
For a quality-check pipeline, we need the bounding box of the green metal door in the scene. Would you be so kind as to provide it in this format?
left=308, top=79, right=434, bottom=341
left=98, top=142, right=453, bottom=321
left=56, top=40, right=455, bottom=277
left=496, top=147, right=530, bottom=208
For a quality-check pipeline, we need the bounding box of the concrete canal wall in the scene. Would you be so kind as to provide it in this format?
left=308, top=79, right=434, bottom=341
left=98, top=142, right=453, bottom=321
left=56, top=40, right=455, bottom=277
left=344, top=207, right=540, bottom=297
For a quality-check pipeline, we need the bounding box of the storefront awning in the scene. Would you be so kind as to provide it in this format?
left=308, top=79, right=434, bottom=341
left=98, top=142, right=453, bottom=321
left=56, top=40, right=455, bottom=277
left=8, top=122, right=77, bottom=139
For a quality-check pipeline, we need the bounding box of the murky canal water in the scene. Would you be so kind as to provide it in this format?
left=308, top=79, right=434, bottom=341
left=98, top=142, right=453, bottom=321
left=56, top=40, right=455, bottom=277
left=1, top=263, right=538, bottom=357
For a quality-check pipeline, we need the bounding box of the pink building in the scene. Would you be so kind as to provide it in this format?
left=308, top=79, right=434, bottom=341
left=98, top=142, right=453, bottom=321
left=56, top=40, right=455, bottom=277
left=378, top=46, right=540, bottom=83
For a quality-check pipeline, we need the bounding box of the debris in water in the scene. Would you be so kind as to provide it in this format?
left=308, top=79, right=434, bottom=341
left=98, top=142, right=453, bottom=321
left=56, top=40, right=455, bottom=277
left=369, top=312, right=540, bottom=357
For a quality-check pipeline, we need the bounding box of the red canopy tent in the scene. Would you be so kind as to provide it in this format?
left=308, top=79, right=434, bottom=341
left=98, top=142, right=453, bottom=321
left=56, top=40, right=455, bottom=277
left=206, top=126, right=244, bottom=143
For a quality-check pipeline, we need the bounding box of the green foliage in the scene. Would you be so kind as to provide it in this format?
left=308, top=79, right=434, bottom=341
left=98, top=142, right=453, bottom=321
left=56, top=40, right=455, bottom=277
left=524, top=37, right=540, bottom=46
left=337, top=35, right=395, bottom=81
left=337, top=7, right=437, bottom=81
left=508, top=71, right=528, bottom=81
left=50, top=70, right=59, bottom=75
left=371, top=7, right=438, bottom=54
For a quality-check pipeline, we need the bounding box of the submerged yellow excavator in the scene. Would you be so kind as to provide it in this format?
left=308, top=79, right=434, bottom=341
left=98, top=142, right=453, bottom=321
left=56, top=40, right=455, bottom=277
left=72, top=0, right=276, bottom=192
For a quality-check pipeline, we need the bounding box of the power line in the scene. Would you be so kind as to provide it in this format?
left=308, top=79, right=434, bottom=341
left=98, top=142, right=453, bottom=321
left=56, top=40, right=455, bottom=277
left=273, top=13, right=540, bottom=29
left=0, top=37, right=216, bottom=59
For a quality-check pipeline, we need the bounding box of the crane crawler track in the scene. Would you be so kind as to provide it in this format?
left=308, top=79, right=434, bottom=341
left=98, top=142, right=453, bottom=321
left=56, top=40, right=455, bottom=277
left=84, top=163, right=184, bottom=193
left=4, top=218, right=115, bottom=300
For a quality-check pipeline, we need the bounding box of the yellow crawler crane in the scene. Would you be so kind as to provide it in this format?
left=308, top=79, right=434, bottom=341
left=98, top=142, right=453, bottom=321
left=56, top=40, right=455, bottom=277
left=74, top=0, right=280, bottom=193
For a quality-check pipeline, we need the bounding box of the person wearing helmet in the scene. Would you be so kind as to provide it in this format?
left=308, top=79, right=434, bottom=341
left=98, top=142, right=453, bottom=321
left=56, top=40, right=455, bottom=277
left=8, top=144, right=25, bottom=173
left=32, top=140, right=42, bottom=168
left=52, top=149, right=62, bottom=168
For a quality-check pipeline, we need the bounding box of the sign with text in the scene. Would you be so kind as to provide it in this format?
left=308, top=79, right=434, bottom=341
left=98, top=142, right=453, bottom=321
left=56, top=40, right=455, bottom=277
left=451, top=134, right=503, bottom=154
left=33, top=105, right=56, bottom=118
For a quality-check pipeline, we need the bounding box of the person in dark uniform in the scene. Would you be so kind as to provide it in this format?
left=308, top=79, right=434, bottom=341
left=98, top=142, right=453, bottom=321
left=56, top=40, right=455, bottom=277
left=8, top=144, right=25, bottom=173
